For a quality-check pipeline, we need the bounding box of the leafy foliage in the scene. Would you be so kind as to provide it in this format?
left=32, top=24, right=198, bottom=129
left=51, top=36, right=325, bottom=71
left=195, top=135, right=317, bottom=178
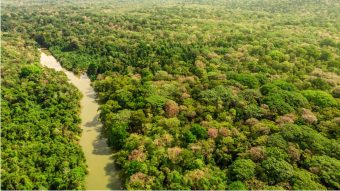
left=2, top=0, right=340, bottom=189
left=1, top=34, right=86, bottom=189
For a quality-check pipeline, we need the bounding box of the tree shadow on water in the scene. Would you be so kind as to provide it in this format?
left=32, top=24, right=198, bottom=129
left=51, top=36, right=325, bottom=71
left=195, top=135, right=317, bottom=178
left=105, top=158, right=123, bottom=190
left=84, top=114, right=100, bottom=129
left=85, top=87, right=97, bottom=100
left=82, top=107, right=122, bottom=189
left=84, top=115, right=111, bottom=156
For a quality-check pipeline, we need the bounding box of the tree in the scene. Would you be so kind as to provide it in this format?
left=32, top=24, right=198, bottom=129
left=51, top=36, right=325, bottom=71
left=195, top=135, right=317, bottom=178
left=302, top=90, right=336, bottom=108
left=183, top=167, right=227, bottom=190
left=244, top=104, right=263, bottom=119
left=145, top=95, right=167, bottom=110
left=190, top=124, right=207, bottom=140
left=2, top=35, right=86, bottom=190
left=20, top=64, right=42, bottom=78
left=164, top=100, right=179, bottom=118
left=5, top=1, right=340, bottom=190
left=228, top=181, right=247, bottom=190
left=183, top=130, right=197, bottom=143
left=230, top=159, right=256, bottom=181
left=124, top=161, right=148, bottom=177
left=263, top=90, right=308, bottom=115
left=263, top=92, right=294, bottom=114
left=229, top=73, right=260, bottom=88
left=264, top=147, right=289, bottom=161
left=310, top=78, right=331, bottom=91
left=306, top=155, right=340, bottom=189
left=261, top=157, right=293, bottom=184
left=108, top=122, right=129, bottom=150
left=279, top=124, right=340, bottom=159
left=126, top=172, right=155, bottom=190
left=291, top=170, right=326, bottom=190
left=87, top=63, right=98, bottom=77
left=269, top=50, right=285, bottom=62
left=332, top=87, right=340, bottom=98
left=130, top=110, right=146, bottom=133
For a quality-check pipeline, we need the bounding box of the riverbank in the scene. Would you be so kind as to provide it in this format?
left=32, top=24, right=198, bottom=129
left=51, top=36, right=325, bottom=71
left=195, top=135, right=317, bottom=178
left=40, top=50, right=121, bottom=190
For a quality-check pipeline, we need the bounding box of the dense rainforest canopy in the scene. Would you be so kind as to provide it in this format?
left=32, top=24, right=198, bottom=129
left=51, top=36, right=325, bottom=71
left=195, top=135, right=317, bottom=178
left=1, top=34, right=87, bottom=189
left=1, top=0, right=340, bottom=190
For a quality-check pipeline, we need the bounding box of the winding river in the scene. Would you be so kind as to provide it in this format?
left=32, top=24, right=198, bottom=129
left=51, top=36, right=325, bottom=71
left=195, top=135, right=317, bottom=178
left=40, top=50, right=121, bottom=190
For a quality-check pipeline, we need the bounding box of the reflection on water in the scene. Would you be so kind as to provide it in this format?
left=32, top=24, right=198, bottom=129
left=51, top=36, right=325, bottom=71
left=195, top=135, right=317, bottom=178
left=40, top=50, right=121, bottom=190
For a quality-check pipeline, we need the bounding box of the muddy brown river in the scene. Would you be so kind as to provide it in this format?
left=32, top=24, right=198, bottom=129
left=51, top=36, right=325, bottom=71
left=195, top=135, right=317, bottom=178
left=40, top=50, right=121, bottom=190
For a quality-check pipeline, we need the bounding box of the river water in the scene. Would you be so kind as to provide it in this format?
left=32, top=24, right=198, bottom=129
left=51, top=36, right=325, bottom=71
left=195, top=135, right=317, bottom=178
left=40, top=50, right=121, bottom=190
